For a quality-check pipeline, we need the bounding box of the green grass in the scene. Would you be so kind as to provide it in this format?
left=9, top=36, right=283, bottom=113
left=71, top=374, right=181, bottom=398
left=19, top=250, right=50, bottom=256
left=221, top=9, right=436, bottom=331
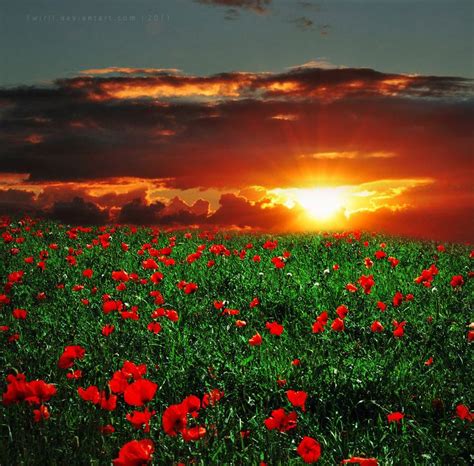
left=0, top=220, right=472, bottom=465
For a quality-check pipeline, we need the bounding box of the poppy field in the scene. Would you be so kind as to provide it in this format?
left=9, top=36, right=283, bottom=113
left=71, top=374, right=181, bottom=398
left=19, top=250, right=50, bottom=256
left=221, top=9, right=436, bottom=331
left=0, top=218, right=472, bottom=465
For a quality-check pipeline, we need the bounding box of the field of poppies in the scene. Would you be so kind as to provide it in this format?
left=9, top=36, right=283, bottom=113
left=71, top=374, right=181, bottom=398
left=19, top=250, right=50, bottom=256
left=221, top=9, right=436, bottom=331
left=0, top=217, right=472, bottom=465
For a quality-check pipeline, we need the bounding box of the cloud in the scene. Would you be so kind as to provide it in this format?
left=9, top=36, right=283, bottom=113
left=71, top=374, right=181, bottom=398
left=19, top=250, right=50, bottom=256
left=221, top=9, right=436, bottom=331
left=49, top=197, right=110, bottom=225
left=0, top=64, right=472, bottom=240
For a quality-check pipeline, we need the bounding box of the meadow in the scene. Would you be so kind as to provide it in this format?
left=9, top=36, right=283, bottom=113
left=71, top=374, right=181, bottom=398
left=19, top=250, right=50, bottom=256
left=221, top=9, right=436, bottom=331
left=0, top=218, right=472, bottom=465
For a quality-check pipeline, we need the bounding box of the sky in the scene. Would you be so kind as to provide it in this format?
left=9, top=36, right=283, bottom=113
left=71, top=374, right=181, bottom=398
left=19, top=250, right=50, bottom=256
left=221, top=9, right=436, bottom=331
left=0, top=0, right=473, bottom=241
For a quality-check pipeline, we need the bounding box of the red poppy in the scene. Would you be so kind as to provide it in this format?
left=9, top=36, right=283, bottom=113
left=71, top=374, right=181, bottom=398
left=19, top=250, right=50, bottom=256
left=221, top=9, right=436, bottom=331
left=374, top=250, right=386, bottom=260
left=202, top=389, right=224, bottom=408
left=336, top=305, right=349, bottom=319
left=249, top=332, right=263, bottom=346
left=266, top=321, right=284, bottom=336
left=58, top=345, right=86, bottom=369
left=264, top=408, right=297, bottom=432
left=346, top=283, right=357, bottom=293
left=181, top=426, right=207, bottom=442
left=112, top=439, right=154, bottom=466
left=142, top=259, right=159, bottom=270
left=392, top=320, right=406, bottom=338
left=286, top=390, right=307, bottom=412
left=184, top=282, right=198, bottom=294
left=78, top=386, right=100, bottom=404
left=12, top=309, right=27, bottom=319
left=341, top=457, right=378, bottom=465
left=249, top=297, right=260, bottom=308
left=102, top=324, right=115, bottom=336
left=450, top=275, right=464, bottom=288
left=66, top=370, right=83, bottom=380
left=370, top=321, right=384, bottom=333
left=387, top=411, right=404, bottom=423
left=99, top=424, right=115, bottom=435
left=235, top=320, right=247, bottom=327
left=455, top=404, right=473, bottom=422
left=82, top=269, right=93, bottom=279
left=271, top=257, right=285, bottom=269
left=331, top=318, right=345, bottom=332
left=297, top=436, right=321, bottom=463
left=124, top=379, right=158, bottom=407
left=392, top=292, right=404, bottom=307
left=424, top=357, right=434, bottom=366
left=387, top=257, right=399, bottom=268
left=358, top=275, right=375, bottom=294
left=147, top=322, right=162, bottom=334
left=364, top=257, right=373, bottom=269
left=33, top=404, right=50, bottom=423
left=126, top=408, right=156, bottom=432
left=162, top=403, right=188, bottom=436
left=377, top=301, right=387, bottom=312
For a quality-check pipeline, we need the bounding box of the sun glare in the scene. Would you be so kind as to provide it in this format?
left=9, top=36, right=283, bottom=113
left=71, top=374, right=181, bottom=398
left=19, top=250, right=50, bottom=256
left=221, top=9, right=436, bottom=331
left=296, top=188, right=345, bottom=220
left=275, top=187, right=348, bottom=221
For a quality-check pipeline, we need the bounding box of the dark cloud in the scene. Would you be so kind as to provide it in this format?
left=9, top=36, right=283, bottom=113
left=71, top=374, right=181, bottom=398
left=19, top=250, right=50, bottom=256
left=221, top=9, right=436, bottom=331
left=118, top=198, right=166, bottom=225
left=49, top=197, right=110, bottom=225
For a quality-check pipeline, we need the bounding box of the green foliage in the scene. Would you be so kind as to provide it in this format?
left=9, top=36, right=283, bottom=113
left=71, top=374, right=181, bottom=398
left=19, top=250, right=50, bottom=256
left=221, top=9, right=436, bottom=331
left=0, top=222, right=472, bottom=465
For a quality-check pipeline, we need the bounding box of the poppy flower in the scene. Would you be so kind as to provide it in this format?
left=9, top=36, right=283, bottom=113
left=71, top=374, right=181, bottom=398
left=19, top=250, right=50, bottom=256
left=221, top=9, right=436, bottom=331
left=450, top=275, right=464, bottom=288
left=392, top=320, right=406, bottom=338
left=253, top=255, right=261, bottom=262
left=250, top=297, right=260, bottom=308
left=126, top=408, right=156, bottom=432
left=370, top=321, right=384, bottom=333
left=264, top=408, right=297, bottom=432
left=102, top=324, right=115, bottom=336
left=377, top=301, right=387, bottom=312
left=66, top=370, right=83, bottom=380
left=364, top=258, right=373, bottom=269
left=336, top=305, right=349, bottom=319
left=424, top=357, right=434, bottom=366
left=112, top=439, right=154, bottom=466
left=33, top=405, right=50, bottom=423
left=358, top=275, right=375, bottom=294
left=346, top=283, right=357, bottom=293
left=387, top=411, right=404, bottom=423
left=58, top=345, right=85, bottom=369
left=286, top=390, right=307, bottom=412
left=82, top=269, right=93, bottom=279
left=12, top=309, right=27, bottom=320
left=184, top=282, right=198, bottom=294
left=249, top=332, right=263, bottom=346
left=78, top=386, right=100, bottom=404
left=124, top=379, right=157, bottom=407
left=147, top=322, right=162, bottom=334
left=271, top=257, right=285, bottom=269
left=142, top=259, right=159, bottom=270
left=181, top=426, right=207, bottom=442
left=165, top=310, right=179, bottom=322
left=162, top=403, right=188, bottom=436
left=341, top=457, right=378, bottom=465
left=388, top=257, right=399, bottom=268
left=392, top=291, right=404, bottom=307
left=455, top=404, right=473, bottom=422
left=202, top=389, right=224, bottom=408
left=266, top=321, right=284, bottom=336
left=99, top=424, right=115, bottom=435
left=296, top=436, right=321, bottom=463
left=331, top=318, right=345, bottom=332
left=235, top=320, right=247, bottom=327
left=374, top=250, right=386, bottom=260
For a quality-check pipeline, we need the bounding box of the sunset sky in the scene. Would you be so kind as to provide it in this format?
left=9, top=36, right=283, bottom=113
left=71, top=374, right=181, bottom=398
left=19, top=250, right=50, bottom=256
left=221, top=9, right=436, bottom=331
left=0, top=0, right=473, bottom=241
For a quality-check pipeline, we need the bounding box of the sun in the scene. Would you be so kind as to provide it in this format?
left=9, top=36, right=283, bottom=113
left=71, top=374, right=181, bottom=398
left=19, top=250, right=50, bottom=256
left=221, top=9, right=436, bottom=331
left=295, top=187, right=346, bottom=220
